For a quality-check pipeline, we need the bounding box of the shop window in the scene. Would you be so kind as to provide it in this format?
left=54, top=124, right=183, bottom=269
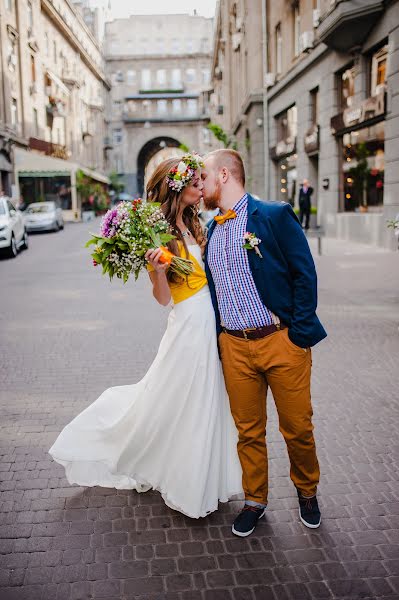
left=370, top=44, right=388, bottom=96
left=342, top=122, right=384, bottom=213
left=339, top=65, right=355, bottom=110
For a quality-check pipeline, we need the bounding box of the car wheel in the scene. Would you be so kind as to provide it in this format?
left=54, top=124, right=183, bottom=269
left=21, top=229, right=29, bottom=250
left=53, top=220, right=60, bottom=232
left=8, top=234, right=18, bottom=258
left=60, top=221, right=64, bottom=230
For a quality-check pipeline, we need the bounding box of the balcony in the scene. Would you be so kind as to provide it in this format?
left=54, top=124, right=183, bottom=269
left=330, top=90, right=386, bottom=135
left=122, top=95, right=207, bottom=124
left=29, top=137, right=68, bottom=160
left=46, top=97, right=67, bottom=118
left=317, top=0, right=385, bottom=52
left=270, top=137, right=297, bottom=160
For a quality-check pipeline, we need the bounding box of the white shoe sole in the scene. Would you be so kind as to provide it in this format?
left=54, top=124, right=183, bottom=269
left=232, top=509, right=265, bottom=537
left=299, top=507, right=321, bottom=529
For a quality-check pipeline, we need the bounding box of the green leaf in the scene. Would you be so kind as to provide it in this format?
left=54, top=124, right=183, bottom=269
left=92, top=253, right=103, bottom=263
left=159, top=233, right=175, bottom=244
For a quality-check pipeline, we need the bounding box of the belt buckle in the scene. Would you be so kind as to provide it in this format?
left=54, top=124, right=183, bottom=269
left=242, top=329, right=248, bottom=340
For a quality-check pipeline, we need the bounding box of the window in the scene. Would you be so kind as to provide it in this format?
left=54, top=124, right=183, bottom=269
left=10, top=98, right=17, bottom=127
left=171, top=69, right=181, bottom=88
left=45, top=33, right=49, bottom=56
left=30, top=55, right=36, bottom=82
left=157, top=100, right=168, bottom=115
left=186, top=38, right=194, bottom=53
left=155, top=38, right=165, bottom=54
left=156, top=69, right=166, bottom=87
left=310, top=88, right=319, bottom=125
left=370, top=44, right=388, bottom=96
left=339, top=65, right=355, bottom=110
left=202, top=69, right=210, bottom=85
left=6, top=0, right=13, bottom=11
left=141, top=69, right=151, bottom=89
left=171, top=38, right=180, bottom=54
left=287, top=105, right=297, bottom=138
left=27, top=0, right=33, bottom=29
left=112, top=100, right=122, bottom=112
left=276, top=24, right=282, bottom=75
left=127, top=70, right=136, bottom=85
left=186, top=69, right=196, bottom=83
left=187, top=99, right=198, bottom=115
left=172, top=99, right=181, bottom=114
left=113, top=128, right=123, bottom=144
left=293, top=5, right=300, bottom=57
left=53, top=41, right=57, bottom=64
left=115, top=70, right=124, bottom=82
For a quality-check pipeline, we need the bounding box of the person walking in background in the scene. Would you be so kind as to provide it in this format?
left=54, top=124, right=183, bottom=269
left=298, top=179, right=313, bottom=230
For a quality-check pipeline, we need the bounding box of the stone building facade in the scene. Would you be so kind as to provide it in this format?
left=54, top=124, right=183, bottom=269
left=104, top=13, right=214, bottom=196
left=211, top=0, right=399, bottom=249
left=0, top=0, right=109, bottom=219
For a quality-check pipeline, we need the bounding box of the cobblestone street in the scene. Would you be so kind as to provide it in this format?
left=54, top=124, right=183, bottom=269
left=0, top=221, right=398, bottom=600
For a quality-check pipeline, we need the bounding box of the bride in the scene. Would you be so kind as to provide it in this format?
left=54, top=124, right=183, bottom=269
left=49, top=154, right=243, bottom=519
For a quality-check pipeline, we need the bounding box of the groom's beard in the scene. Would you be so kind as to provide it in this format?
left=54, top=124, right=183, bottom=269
left=203, top=180, right=222, bottom=210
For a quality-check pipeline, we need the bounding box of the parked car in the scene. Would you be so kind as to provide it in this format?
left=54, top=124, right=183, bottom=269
left=0, top=196, right=29, bottom=258
left=24, top=201, right=64, bottom=233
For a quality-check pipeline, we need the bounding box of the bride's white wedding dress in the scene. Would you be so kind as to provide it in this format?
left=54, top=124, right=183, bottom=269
left=49, top=245, right=243, bottom=518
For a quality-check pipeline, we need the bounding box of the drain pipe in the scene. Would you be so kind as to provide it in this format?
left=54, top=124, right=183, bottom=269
left=261, top=0, right=269, bottom=199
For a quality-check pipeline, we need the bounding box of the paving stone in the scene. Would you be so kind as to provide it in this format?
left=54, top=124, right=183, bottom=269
left=1, top=225, right=399, bottom=599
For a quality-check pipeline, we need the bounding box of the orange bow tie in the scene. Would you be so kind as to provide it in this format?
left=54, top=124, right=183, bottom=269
left=214, top=209, right=237, bottom=225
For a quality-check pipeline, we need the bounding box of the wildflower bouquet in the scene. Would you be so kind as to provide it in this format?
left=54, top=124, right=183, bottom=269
left=86, top=199, right=194, bottom=283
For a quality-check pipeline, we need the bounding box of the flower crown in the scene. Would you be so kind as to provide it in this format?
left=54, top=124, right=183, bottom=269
left=166, top=153, right=204, bottom=192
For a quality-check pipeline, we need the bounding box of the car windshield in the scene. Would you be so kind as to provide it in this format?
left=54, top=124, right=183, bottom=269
left=0, top=202, right=5, bottom=215
left=27, top=204, right=54, bottom=213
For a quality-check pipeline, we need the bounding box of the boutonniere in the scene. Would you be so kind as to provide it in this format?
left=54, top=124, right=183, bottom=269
left=243, top=232, right=263, bottom=258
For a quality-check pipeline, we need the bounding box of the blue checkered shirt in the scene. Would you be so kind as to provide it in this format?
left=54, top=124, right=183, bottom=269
left=207, top=194, right=276, bottom=330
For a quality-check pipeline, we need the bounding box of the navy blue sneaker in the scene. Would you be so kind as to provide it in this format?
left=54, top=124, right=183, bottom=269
left=298, top=492, right=321, bottom=529
left=232, top=505, right=265, bottom=537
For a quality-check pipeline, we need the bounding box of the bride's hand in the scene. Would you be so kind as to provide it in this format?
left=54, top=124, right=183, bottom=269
left=145, top=248, right=169, bottom=274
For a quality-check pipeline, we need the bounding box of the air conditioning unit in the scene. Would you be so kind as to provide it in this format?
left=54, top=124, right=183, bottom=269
left=264, top=72, right=275, bottom=88
left=29, top=82, right=38, bottom=95
left=300, top=31, right=314, bottom=53
left=313, top=9, right=320, bottom=28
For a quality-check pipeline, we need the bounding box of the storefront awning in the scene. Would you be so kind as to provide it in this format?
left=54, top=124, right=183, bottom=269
left=14, top=148, right=109, bottom=185
left=19, top=170, right=70, bottom=177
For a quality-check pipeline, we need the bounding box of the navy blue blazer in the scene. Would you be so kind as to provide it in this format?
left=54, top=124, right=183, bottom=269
left=204, top=194, right=327, bottom=349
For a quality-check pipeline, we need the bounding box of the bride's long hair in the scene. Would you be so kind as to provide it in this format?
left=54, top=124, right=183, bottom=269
left=146, top=157, right=206, bottom=283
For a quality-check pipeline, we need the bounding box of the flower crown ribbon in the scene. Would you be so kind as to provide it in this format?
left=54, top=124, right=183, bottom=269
left=166, top=153, right=204, bottom=192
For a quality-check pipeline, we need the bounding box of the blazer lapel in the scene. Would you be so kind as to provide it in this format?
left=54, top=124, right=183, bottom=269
left=246, top=195, right=261, bottom=271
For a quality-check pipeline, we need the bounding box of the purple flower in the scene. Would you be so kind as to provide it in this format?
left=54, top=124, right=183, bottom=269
left=100, top=208, right=119, bottom=238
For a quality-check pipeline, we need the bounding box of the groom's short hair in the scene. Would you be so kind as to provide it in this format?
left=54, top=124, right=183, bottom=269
left=206, top=149, right=245, bottom=187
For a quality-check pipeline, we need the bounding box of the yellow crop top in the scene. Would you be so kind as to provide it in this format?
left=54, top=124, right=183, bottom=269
left=147, top=244, right=207, bottom=304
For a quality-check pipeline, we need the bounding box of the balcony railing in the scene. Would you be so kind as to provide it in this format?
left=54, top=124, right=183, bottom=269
left=29, top=137, right=68, bottom=159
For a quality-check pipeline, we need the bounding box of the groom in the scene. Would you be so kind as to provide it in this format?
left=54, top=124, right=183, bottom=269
left=202, top=149, right=327, bottom=537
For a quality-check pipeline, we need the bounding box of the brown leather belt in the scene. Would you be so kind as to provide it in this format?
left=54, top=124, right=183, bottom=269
left=222, top=323, right=286, bottom=340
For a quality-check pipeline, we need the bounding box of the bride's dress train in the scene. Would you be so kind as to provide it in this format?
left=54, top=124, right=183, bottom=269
left=49, top=247, right=243, bottom=518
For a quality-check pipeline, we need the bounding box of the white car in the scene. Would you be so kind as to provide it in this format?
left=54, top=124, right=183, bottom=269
left=24, top=201, right=64, bottom=233
left=0, top=197, right=29, bottom=258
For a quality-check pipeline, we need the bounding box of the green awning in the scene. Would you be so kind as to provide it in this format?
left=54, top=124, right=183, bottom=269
left=18, top=170, right=71, bottom=178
